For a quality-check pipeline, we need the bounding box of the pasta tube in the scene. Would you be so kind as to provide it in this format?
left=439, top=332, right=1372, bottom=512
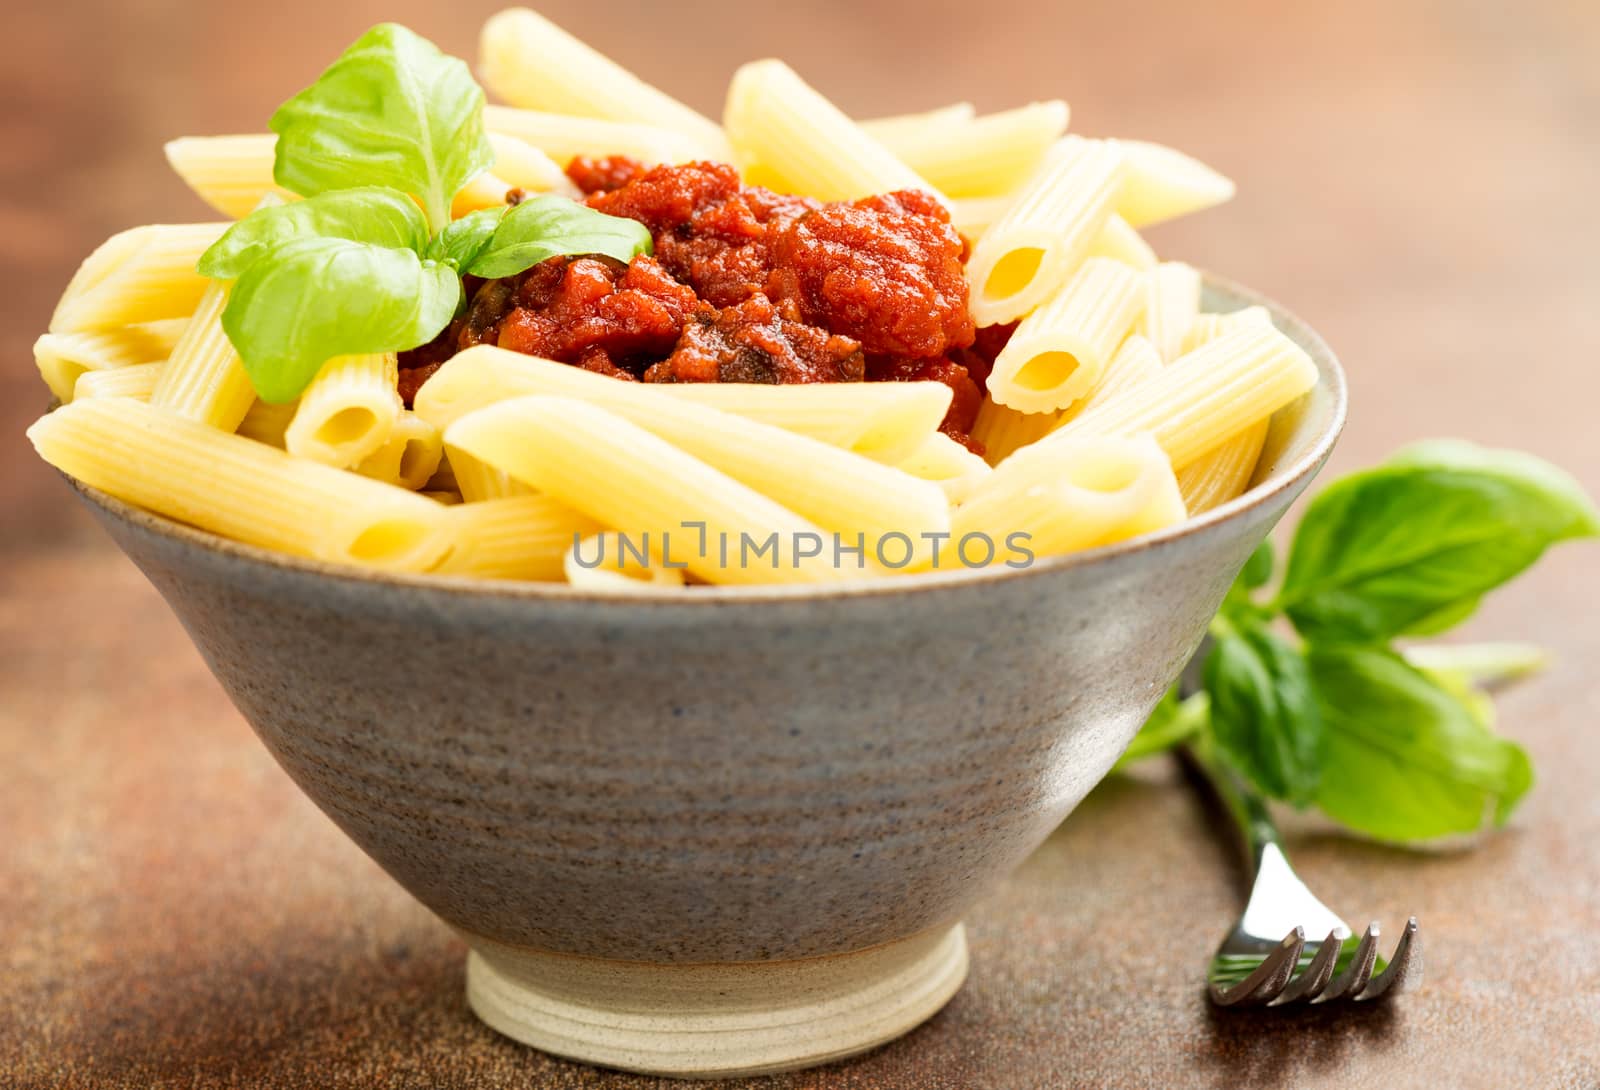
left=896, top=431, right=993, bottom=504
left=148, top=279, right=257, bottom=432
left=435, top=494, right=600, bottom=581
left=33, top=318, right=187, bottom=402
left=483, top=106, right=710, bottom=168
left=50, top=223, right=226, bottom=333
left=164, top=135, right=291, bottom=219
left=235, top=399, right=298, bottom=449
left=284, top=353, right=402, bottom=468
left=858, top=103, right=976, bottom=144
left=1177, top=419, right=1269, bottom=514
left=964, top=137, right=1124, bottom=326
left=867, top=101, right=1070, bottom=197
left=1181, top=305, right=1273, bottom=353
left=564, top=532, right=690, bottom=591
left=72, top=361, right=164, bottom=401
left=970, top=399, right=1057, bottom=466
left=1051, top=333, right=1165, bottom=433
left=451, top=448, right=535, bottom=502
left=1139, top=262, right=1203, bottom=363
left=445, top=396, right=859, bottom=585
left=1085, top=213, right=1157, bottom=270
left=354, top=411, right=444, bottom=491
left=1115, top=139, right=1236, bottom=228
left=479, top=8, right=730, bottom=157
left=723, top=60, right=947, bottom=204
left=27, top=398, right=452, bottom=572
left=987, top=258, right=1146, bottom=414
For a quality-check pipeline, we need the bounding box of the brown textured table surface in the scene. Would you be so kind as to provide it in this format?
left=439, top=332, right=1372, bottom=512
left=4, top=1, right=1599, bottom=1086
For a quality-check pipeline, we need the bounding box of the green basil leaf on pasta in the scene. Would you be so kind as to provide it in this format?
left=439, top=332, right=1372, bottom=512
left=222, top=237, right=460, bottom=403
left=466, top=195, right=655, bottom=279
left=199, top=187, right=432, bottom=279
left=430, top=206, right=508, bottom=272
left=269, top=23, right=493, bottom=232
left=1204, top=625, right=1322, bottom=804
left=1278, top=440, right=1599, bottom=644
left=1308, top=644, right=1534, bottom=841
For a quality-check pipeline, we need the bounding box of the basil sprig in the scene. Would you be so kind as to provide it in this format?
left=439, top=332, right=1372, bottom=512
left=1120, top=441, right=1597, bottom=844
left=199, top=24, right=653, bottom=403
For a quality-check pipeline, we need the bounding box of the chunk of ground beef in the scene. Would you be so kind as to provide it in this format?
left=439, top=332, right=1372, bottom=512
left=645, top=294, right=865, bottom=384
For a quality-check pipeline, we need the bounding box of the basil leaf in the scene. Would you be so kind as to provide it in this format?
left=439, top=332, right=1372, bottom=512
left=222, top=237, right=459, bottom=403
left=199, top=187, right=431, bottom=279
left=1113, top=688, right=1207, bottom=771
left=1204, top=625, right=1322, bottom=804
left=466, top=195, right=654, bottom=279
left=1279, top=440, right=1599, bottom=643
left=1309, top=645, right=1533, bottom=841
left=269, top=23, right=493, bottom=232
left=1241, top=539, right=1275, bottom=589
left=430, top=206, right=507, bottom=272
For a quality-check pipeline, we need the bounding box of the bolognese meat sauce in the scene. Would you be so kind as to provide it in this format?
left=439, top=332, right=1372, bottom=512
left=400, top=159, right=995, bottom=447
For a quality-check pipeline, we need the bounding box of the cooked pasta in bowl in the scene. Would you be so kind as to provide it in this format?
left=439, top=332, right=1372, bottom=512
left=27, top=8, right=1345, bottom=1078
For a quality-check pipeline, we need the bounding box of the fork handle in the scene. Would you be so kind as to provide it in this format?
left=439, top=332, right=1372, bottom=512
left=1179, top=736, right=1285, bottom=874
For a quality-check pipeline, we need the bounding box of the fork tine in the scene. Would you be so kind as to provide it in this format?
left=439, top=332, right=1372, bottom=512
left=1272, top=928, right=1343, bottom=1004
left=1356, top=917, right=1422, bottom=1001
left=1210, top=928, right=1305, bottom=1006
left=1316, top=922, right=1379, bottom=1002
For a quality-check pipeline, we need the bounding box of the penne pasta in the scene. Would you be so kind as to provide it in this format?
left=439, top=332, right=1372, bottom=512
left=987, top=257, right=1146, bottom=414
left=895, top=432, right=993, bottom=504
left=1115, top=139, right=1236, bottom=228
left=284, top=353, right=402, bottom=468
left=1177, top=418, right=1269, bottom=514
left=451, top=448, right=535, bottom=502
left=72, top=361, right=165, bottom=401
left=857, top=103, right=976, bottom=145
left=435, top=494, right=601, bottom=581
left=1085, top=213, right=1157, bottom=270
left=723, top=60, right=947, bottom=205
left=164, top=135, right=291, bottom=219
left=33, top=319, right=187, bottom=403
left=50, top=223, right=226, bottom=333
left=413, top=346, right=952, bottom=465
left=445, top=396, right=860, bottom=585
left=564, top=532, right=690, bottom=591
left=867, top=101, right=1070, bottom=198
left=483, top=105, right=710, bottom=168
left=479, top=8, right=730, bottom=157
left=1051, top=332, right=1165, bottom=433
left=420, top=490, right=463, bottom=505
left=235, top=398, right=298, bottom=449
left=148, top=279, right=257, bottom=432
left=948, top=194, right=1016, bottom=240
left=1039, top=325, right=1318, bottom=470
left=964, top=137, right=1124, bottom=326
left=946, top=435, right=1186, bottom=563
left=452, top=134, right=582, bottom=215
left=970, top=398, right=1057, bottom=466
left=1139, top=261, right=1203, bottom=363
left=1181, top=305, right=1273, bottom=354
left=27, top=398, right=452, bottom=572
left=354, top=410, right=444, bottom=491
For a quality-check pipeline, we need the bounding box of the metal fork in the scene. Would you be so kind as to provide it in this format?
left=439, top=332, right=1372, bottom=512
left=1182, top=736, right=1422, bottom=1006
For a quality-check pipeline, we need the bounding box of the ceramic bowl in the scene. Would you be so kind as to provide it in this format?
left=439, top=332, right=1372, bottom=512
left=71, top=277, right=1345, bottom=1079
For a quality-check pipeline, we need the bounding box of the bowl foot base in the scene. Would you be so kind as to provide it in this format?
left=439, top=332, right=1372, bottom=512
left=463, top=922, right=968, bottom=1078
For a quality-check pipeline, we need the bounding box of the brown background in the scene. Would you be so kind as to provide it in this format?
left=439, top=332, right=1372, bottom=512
left=3, top=1, right=1598, bottom=1087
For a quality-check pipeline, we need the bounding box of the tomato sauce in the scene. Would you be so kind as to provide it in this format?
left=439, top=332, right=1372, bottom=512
left=401, top=160, right=999, bottom=448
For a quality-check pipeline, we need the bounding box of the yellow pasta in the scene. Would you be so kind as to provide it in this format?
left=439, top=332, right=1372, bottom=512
left=148, top=279, right=257, bottom=432
left=33, top=319, right=187, bottom=402
left=445, top=396, right=859, bottom=585
left=413, top=346, right=951, bottom=465
left=284, top=353, right=401, bottom=468
left=421, top=490, right=463, bottom=505
left=564, top=532, right=690, bottom=591
left=479, top=8, right=730, bottom=157
left=858, top=103, right=976, bottom=144
left=964, top=137, right=1124, bottom=326
left=435, top=494, right=600, bottom=581
left=452, top=134, right=581, bottom=215
left=164, top=135, right=290, bottom=219
left=483, top=105, right=710, bottom=168
left=50, top=223, right=226, bottom=333
left=866, top=101, right=1070, bottom=197
left=1039, top=325, right=1318, bottom=470
left=948, top=194, right=1015, bottom=240
left=987, top=257, right=1146, bottom=414
left=27, top=398, right=452, bottom=572
left=896, top=431, right=993, bottom=504
left=236, top=399, right=298, bottom=449
left=723, top=60, right=946, bottom=204
left=946, top=435, right=1185, bottom=563
left=1139, top=261, right=1202, bottom=362
left=1177, top=419, right=1269, bottom=514
left=355, top=411, right=444, bottom=491
left=970, top=399, right=1057, bottom=466
left=1051, top=332, right=1165, bottom=433
left=451, top=448, right=535, bottom=502
left=1116, top=139, right=1236, bottom=228
left=1181, top=305, right=1273, bottom=353
left=1085, top=213, right=1157, bottom=270
left=72, top=361, right=165, bottom=401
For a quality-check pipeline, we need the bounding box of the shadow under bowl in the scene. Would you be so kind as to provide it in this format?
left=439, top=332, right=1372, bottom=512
left=71, top=275, right=1346, bottom=1078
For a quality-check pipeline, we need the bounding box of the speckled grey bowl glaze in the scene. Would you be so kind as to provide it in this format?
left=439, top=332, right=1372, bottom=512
left=73, top=277, right=1344, bottom=1077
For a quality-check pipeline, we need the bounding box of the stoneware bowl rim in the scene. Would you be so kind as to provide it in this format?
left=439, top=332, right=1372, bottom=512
left=67, top=272, right=1347, bottom=606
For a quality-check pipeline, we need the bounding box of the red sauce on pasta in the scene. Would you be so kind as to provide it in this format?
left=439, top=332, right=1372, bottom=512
left=400, top=159, right=1002, bottom=449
